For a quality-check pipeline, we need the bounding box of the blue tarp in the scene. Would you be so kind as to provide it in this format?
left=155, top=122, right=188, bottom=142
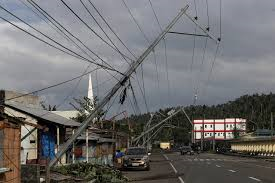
left=41, top=130, right=55, bottom=160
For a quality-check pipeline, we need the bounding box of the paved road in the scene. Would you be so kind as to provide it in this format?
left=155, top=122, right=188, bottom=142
left=123, top=152, right=275, bottom=183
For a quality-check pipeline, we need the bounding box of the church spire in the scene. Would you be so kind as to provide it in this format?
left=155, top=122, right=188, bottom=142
left=88, top=74, right=94, bottom=102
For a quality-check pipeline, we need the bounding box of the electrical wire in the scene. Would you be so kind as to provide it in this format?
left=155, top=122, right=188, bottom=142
left=0, top=5, right=120, bottom=75
left=219, top=0, right=222, bottom=40
left=26, top=0, right=121, bottom=79
left=193, top=37, right=208, bottom=105
left=1, top=68, right=99, bottom=103
left=163, top=37, right=170, bottom=97
left=60, top=0, right=134, bottom=62
left=87, top=0, right=137, bottom=60
left=80, top=0, right=131, bottom=65
left=205, top=0, right=210, bottom=29
left=18, top=0, right=72, bottom=42
left=121, top=0, right=150, bottom=44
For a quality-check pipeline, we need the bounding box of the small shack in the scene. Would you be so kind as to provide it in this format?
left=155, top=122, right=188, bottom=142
left=0, top=114, right=21, bottom=183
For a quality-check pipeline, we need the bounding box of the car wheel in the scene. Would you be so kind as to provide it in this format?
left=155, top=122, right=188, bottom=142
left=146, top=165, right=150, bottom=171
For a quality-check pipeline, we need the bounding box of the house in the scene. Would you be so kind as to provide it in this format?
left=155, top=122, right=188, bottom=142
left=0, top=90, right=80, bottom=165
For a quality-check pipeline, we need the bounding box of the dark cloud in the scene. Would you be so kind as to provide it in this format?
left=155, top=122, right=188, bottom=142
left=1, top=0, right=275, bottom=116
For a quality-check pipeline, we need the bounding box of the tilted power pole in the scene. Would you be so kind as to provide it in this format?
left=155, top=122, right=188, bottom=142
left=48, top=5, right=189, bottom=169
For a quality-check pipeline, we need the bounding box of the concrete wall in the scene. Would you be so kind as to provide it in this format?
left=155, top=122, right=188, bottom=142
left=231, top=139, right=275, bottom=156
left=3, top=90, right=40, bottom=107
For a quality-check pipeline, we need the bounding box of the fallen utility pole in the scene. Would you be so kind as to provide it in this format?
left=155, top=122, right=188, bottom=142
left=133, top=108, right=183, bottom=144
left=48, top=5, right=189, bottom=169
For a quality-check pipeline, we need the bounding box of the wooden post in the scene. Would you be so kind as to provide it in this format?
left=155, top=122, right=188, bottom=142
left=72, top=129, right=75, bottom=164
left=86, top=129, right=89, bottom=162
left=57, top=126, right=60, bottom=165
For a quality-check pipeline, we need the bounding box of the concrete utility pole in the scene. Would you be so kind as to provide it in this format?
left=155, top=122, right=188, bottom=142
left=47, top=5, right=189, bottom=170
left=133, top=108, right=183, bottom=144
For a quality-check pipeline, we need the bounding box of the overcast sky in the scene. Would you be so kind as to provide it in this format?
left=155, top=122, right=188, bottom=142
left=1, top=0, right=275, bottom=116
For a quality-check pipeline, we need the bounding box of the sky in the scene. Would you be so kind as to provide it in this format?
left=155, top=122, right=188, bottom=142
left=1, top=0, right=275, bottom=117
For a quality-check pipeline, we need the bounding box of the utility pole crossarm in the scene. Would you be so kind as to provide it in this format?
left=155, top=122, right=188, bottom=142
left=184, top=13, right=220, bottom=44
left=48, top=5, right=189, bottom=168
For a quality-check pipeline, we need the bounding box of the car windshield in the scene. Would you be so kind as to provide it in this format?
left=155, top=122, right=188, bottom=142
left=126, top=148, right=146, bottom=155
left=182, top=146, right=191, bottom=150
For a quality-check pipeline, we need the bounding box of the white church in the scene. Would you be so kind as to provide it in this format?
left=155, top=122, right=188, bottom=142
left=52, top=74, right=94, bottom=119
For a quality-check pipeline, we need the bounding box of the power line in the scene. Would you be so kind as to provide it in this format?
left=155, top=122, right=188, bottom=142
left=87, top=0, right=137, bottom=59
left=140, top=64, right=149, bottom=113
left=219, top=0, right=222, bottom=40
left=148, top=0, right=170, bottom=98
left=18, top=0, right=72, bottom=42
left=59, top=0, right=134, bottom=62
left=163, top=38, right=170, bottom=97
left=1, top=68, right=100, bottom=103
left=79, top=0, right=131, bottom=65
left=205, top=0, right=210, bottom=29
left=148, top=0, right=162, bottom=32
left=121, top=0, right=150, bottom=44
left=0, top=5, right=121, bottom=75
left=193, top=0, right=198, bottom=19
left=193, top=37, right=208, bottom=105
left=26, top=0, right=122, bottom=78
left=152, top=50, right=160, bottom=89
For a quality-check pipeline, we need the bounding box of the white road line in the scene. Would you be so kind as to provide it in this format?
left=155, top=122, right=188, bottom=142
left=178, top=176, right=185, bottom=183
left=228, top=169, right=237, bottom=173
left=169, top=162, right=178, bottom=174
left=163, top=154, right=169, bottom=160
left=207, top=162, right=211, bottom=165
left=248, top=177, right=261, bottom=182
left=199, top=159, right=204, bottom=161
left=206, top=159, right=210, bottom=161
left=216, top=165, right=221, bottom=167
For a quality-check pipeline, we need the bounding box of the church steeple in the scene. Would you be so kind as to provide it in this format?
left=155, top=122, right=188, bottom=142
left=88, top=74, right=94, bottom=103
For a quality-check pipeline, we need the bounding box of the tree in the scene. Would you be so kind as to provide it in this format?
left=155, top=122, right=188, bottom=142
left=70, top=96, right=105, bottom=125
left=40, top=101, right=57, bottom=111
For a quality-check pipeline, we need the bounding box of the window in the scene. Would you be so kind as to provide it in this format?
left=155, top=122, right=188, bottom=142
left=205, top=133, right=207, bottom=137
left=230, top=124, right=233, bottom=128
left=226, top=124, right=229, bottom=128
left=205, top=125, right=207, bottom=128
left=218, top=133, right=220, bottom=136
left=210, top=125, right=213, bottom=128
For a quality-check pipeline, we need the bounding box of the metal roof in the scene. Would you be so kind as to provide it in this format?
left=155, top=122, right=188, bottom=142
left=5, top=101, right=80, bottom=127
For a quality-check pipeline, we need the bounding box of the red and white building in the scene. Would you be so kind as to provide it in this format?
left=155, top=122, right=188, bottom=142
left=193, top=118, right=246, bottom=141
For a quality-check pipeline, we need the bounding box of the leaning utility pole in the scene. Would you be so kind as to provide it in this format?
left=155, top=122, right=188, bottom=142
left=47, top=5, right=189, bottom=172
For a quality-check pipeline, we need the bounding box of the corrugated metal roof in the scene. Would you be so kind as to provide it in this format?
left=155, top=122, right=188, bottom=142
left=5, top=101, right=80, bottom=127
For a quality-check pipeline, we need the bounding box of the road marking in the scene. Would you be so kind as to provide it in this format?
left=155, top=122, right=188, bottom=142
left=228, top=169, right=237, bottom=173
left=206, top=159, right=210, bottom=161
left=169, top=162, right=178, bottom=174
left=216, top=165, right=221, bottom=167
left=199, top=159, right=204, bottom=161
left=207, top=162, right=211, bottom=165
left=163, top=154, right=169, bottom=160
left=248, top=177, right=261, bottom=182
left=178, top=176, right=184, bottom=183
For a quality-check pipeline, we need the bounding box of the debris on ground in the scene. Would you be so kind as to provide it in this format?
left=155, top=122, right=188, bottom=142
left=52, top=163, right=128, bottom=183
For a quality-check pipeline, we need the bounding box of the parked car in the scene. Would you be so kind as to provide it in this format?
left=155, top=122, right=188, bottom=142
left=123, top=147, right=150, bottom=170
left=180, top=146, right=194, bottom=155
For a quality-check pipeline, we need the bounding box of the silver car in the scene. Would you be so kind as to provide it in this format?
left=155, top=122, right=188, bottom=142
left=123, top=147, right=150, bottom=171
